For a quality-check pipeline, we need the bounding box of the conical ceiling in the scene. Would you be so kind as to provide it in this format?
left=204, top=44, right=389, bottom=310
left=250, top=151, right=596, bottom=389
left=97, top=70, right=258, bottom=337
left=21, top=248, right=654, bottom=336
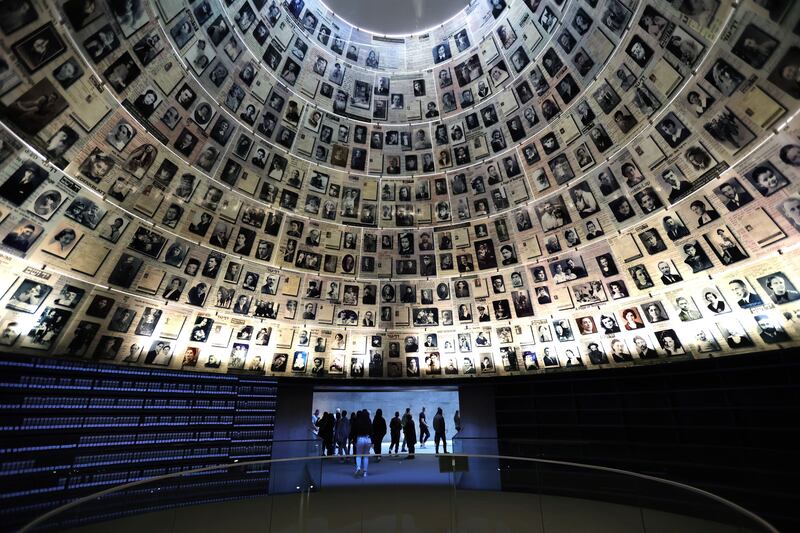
left=0, top=0, right=798, bottom=379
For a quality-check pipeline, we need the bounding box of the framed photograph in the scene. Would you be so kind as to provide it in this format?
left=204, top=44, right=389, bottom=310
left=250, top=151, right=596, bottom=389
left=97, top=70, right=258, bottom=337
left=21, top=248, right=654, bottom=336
left=6, top=279, right=52, bottom=313
left=110, top=0, right=150, bottom=37
left=31, top=189, right=64, bottom=220
left=5, top=79, right=69, bottom=135
left=745, top=161, right=789, bottom=197
left=103, top=52, right=141, bottom=93
left=757, top=272, right=800, bottom=306
left=52, top=57, right=84, bottom=89
left=730, top=24, right=777, bottom=69
left=778, top=195, right=800, bottom=232
left=665, top=26, right=704, bottom=67
left=144, top=340, right=173, bottom=366
left=703, top=108, right=756, bottom=154
left=703, top=226, right=749, bottom=266
left=133, top=31, right=164, bottom=65
left=769, top=48, right=800, bottom=99
left=64, top=196, right=107, bottom=230
left=705, top=59, right=744, bottom=97
left=41, top=224, right=83, bottom=259
left=625, top=35, right=653, bottom=68
left=0, top=319, right=21, bottom=346
left=83, top=24, right=120, bottom=64
left=20, top=307, right=71, bottom=350
left=12, top=23, right=65, bottom=72
left=2, top=218, right=43, bottom=253
left=0, top=160, right=49, bottom=207
left=0, top=1, right=38, bottom=35
left=0, top=53, right=21, bottom=96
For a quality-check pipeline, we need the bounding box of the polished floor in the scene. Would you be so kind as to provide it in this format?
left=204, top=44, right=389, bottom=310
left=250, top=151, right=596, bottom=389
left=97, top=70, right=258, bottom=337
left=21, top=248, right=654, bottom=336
left=319, top=450, right=455, bottom=487
left=62, top=487, right=760, bottom=533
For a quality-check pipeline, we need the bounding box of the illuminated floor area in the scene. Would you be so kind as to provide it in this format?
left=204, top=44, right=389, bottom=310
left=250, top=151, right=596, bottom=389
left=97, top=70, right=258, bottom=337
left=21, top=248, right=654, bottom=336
left=318, top=449, right=457, bottom=487
left=62, top=487, right=759, bottom=533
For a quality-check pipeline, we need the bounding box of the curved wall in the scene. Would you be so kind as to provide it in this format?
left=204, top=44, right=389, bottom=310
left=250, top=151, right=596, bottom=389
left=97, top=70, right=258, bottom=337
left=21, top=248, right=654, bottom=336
left=0, top=0, right=798, bottom=379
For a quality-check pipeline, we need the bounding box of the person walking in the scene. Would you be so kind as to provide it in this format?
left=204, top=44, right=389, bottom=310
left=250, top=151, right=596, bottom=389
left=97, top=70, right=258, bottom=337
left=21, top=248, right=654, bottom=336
left=335, top=409, right=350, bottom=461
left=347, top=411, right=357, bottom=455
left=418, top=407, right=430, bottom=448
left=433, top=407, right=447, bottom=454
left=400, top=408, right=408, bottom=453
left=316, top=412, right=334, bottom=456
left=371, top=409, right=387, bottom=462
left=454, top=410, right=462, bottom=433
left=332, top=410, right=341, bottom=454
left=354, top=409, right=373, bottom=477
left=389, top=411, right=402, bottom=455
left=403, top=408, right=417, bottom=459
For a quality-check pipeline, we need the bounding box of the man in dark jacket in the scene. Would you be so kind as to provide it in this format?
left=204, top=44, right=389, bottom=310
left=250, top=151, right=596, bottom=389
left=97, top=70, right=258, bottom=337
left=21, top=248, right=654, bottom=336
left=418, top=407, right=430, bottom=448
left=389, top=411, right=402, bottom=455
left=371, top=409, right=387, bottom=461
left=315, top=412, right=334, bottom=456
left=433, top=407, right=447, bottom=454
left=403, top=408, right=417, bottom=459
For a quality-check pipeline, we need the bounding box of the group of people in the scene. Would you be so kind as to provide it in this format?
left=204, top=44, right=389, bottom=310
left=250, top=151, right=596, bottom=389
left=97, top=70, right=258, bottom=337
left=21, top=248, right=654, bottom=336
left=312, top=407, right=461, bottom=477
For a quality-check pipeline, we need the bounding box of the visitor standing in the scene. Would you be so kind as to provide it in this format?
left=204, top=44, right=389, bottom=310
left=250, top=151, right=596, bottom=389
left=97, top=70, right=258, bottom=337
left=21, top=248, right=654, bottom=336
left=433, top=407, right=447, bottom=454
left=335, top=409, right=349, bottom=460
left=354, top=410, right=373, bottom=477
left=372, top=408, right=387, bottom=461
left=316, top=412, right=334, bottom=456
left=389, top=411, right=402, bottom=455
left=419, top=407, right=430, bottom=448
left=311, top=408, right=320, bottom=434
left=403, top=408, right=417, bottom=459
left=347, top=411, right=357, bottom=454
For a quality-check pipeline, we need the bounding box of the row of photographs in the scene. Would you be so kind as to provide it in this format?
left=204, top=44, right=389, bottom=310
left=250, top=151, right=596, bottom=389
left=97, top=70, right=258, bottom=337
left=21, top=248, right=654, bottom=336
left=0, top=0, right=752, bottom=185
left=2, top=143, right=798, bottom=308
left=1, top=0, right=796, bottom=248
left=0, top=248, right=798, bottom=377
left=0, top=102, right=798, bottom=306
left=0, top=129, right=796, bottom=336
left=1, top=0, right=790, bottom=249
left=0, top=6, right=792, bottom=328
left=2, top=126, right=791, bottom=275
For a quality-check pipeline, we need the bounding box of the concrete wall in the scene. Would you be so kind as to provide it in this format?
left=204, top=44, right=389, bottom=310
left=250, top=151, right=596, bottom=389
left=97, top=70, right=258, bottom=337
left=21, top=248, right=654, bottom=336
left=271, top=382, right=318, bottom=492
left=313, top=389, right=460, bottom=440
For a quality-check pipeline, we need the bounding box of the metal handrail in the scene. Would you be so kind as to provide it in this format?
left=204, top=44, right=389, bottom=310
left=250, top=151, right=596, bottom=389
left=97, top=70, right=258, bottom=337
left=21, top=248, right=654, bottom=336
left=20, top=453, right=778, bottom=533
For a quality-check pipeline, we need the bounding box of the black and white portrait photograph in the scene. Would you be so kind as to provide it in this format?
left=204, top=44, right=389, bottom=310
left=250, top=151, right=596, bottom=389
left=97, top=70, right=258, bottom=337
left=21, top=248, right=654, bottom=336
left=705, top=58, right=744, bottom=97
left=21, top=307, right=71, bottom=351
left=5, top=78, right=69, bottom=135
left=6, top=279, right=51, bottom=313
left=656, top=112, right=691, bottom=148
left=51, top=57, right=83, bottom=89
left=12, top=23, right=65, bottom=73
left=757, top=272, right=800, bottom=305
left=704, top=226, right=749, bottom=266
left=745, top=162, right=789, bottom=197
left=703, top=108, right=756, bottom=153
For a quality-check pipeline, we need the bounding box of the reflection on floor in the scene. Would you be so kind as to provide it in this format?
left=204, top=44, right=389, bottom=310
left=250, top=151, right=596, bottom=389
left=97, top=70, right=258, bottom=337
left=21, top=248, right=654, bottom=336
left=66, top=486, right=757, bottom=533
left=320, top=450, right=455, bottom=487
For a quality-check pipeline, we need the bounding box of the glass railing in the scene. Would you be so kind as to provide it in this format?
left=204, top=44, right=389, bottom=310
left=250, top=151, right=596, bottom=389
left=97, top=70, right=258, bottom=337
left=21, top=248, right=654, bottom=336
left=21, top=453, right=776, bottom=532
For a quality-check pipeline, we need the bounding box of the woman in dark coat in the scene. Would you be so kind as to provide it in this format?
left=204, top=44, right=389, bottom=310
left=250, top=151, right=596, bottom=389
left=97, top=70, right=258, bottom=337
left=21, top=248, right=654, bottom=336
left=371, top=409, right=387, bottom=461
left=402, top=408, right=417, bottom=459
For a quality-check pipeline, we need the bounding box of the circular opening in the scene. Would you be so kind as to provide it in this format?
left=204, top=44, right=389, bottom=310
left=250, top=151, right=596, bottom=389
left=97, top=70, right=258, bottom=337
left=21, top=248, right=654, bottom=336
left=322, top=0, right=469, bottom=36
